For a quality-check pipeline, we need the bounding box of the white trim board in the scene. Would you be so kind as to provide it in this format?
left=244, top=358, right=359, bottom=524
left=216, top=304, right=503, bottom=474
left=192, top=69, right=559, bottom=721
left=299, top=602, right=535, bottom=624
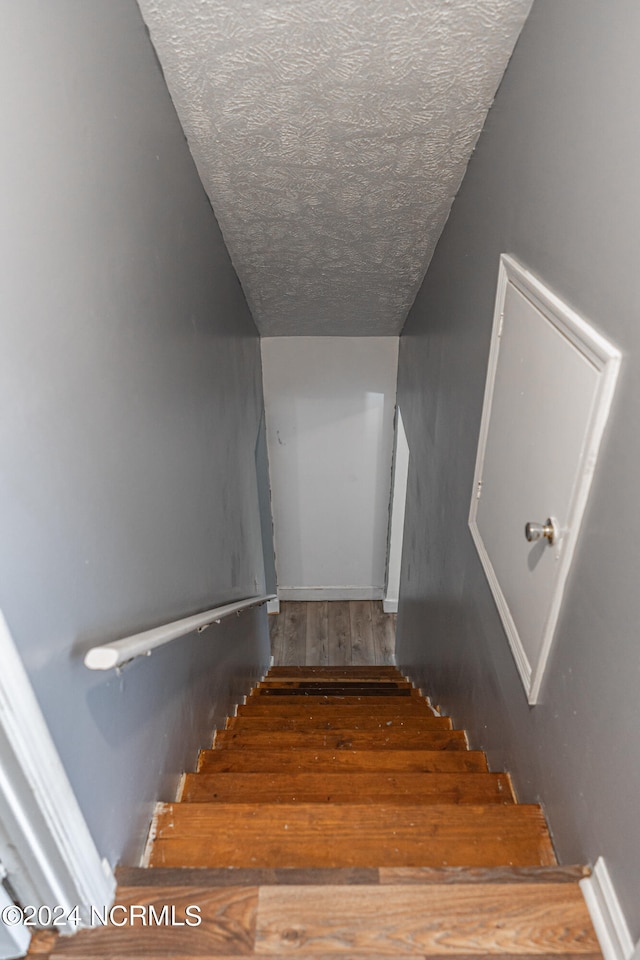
left=384, top=406, right=410, bottom=617
left=469, top=254, right=621, bottom=704
left=278, top=587, right=384, bottom=601
left=0, top=867, right=31, bottom=959
left=580, top=858, right=635, bottom=960
left=0, top=610, right=115, bottom=932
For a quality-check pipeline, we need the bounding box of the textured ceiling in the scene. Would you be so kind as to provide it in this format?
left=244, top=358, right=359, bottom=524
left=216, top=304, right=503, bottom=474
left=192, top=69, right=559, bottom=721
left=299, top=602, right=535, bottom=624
left=138, top=0, right=532, bottom=336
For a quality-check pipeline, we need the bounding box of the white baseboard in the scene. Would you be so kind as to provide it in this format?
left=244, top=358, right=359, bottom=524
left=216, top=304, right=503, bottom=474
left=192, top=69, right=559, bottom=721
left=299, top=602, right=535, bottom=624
left=277, top=587, right=384, bottom=601
left=580, top=858, right=634, bottom=960
left=382, top=598, right=398, bottom=613
left=266, top=598, right=280, bottom=614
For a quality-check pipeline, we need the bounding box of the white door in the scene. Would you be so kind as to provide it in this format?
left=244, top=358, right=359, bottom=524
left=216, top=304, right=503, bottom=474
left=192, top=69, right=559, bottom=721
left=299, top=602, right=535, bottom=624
left=469, top=256, right=620, bottom=703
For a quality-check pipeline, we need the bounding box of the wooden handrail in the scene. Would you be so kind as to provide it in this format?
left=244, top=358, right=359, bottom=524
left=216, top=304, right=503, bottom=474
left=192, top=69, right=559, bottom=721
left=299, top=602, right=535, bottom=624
left=84, top=594, right=276, bottom=671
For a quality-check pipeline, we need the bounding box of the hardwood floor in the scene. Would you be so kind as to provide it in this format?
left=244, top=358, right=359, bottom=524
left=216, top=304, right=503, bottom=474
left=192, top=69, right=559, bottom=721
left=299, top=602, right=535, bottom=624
left=269, top=600, right=396, bottom=665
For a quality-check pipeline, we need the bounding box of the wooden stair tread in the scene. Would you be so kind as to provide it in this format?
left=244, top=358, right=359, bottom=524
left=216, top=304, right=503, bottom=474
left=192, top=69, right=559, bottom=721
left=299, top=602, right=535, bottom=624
left=253, top=686, right=417, bottom=697
left=237, top=701, right=436, bottom=717
left=198, top=748, right=489, bottom=773
left=213, top=729, right=468, bottom=751
left=38, top=879, right=599, bottom=959
left=150, top=802, right=556, bottom=868
left=39, top=884, right=258, bottom=958
left=226, top=715, right=453, bottom=731
left=258, top=679, right=413, bottom=689
left=244, top=693, right=430, bottom=707
left=255, top=883, right=597, bottom=956
left=181, top=771, right=514, bottom=803
left=234, top=708, right=439, bottom=724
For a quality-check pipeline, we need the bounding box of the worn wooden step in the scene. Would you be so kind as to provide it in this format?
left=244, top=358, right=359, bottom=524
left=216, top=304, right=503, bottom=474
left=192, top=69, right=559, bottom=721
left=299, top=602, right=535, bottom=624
left=237, top=700, right=436, bottom=718
left=198, top=747, right=489, bottom=774
left=37, top=877, right=600, bottom=959
left=213, top=728, right=468, bottom=751
left=252, top=688, right=418, bottom=699
left=262, top=677, right=410, bottom=688
left=149, top=802, right=556, bottom=868
left=266, top=666, right=405, bottom=678
left=225, top=714, right=453, bottom=732
left=258, top=679, right=413, bottom=689
left=243, top=694, right=429, bottom=709
left=181, top=770, right=515, bottom=803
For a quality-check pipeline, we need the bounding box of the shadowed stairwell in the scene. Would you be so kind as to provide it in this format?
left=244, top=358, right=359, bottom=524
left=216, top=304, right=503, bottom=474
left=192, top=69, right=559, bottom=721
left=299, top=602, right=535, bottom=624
left=32, top=605, right=602, bottom=957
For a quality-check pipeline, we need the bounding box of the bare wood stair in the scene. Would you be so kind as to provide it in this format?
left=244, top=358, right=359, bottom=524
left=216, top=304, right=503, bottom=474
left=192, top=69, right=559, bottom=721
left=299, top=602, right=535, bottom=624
left=35, top=665, right=601, bottom=958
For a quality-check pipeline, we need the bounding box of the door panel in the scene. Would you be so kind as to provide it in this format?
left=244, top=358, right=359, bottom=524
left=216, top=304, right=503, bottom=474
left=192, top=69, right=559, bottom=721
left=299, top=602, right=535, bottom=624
left=469, top=256, right=620, bottom=702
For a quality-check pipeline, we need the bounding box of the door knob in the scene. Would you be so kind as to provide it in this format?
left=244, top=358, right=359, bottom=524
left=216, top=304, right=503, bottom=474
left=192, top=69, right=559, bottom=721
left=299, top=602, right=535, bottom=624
left=525, top=518, right=557, bottom=545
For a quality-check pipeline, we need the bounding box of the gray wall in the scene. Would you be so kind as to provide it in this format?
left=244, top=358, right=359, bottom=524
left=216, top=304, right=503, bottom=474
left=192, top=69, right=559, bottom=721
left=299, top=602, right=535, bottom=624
left=397, top=0, right=640, bottom=937
left=0, top=1, right=269, bottom=867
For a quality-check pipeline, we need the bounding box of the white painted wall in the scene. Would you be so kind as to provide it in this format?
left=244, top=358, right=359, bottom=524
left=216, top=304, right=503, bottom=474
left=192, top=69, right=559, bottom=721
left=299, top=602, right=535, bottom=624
left=262, top=338, right=399, bottom=599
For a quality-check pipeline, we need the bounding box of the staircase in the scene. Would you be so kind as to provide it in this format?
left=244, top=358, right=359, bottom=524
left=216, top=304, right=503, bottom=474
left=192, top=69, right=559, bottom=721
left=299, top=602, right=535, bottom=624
left=35, top=666, right=602, bottom=958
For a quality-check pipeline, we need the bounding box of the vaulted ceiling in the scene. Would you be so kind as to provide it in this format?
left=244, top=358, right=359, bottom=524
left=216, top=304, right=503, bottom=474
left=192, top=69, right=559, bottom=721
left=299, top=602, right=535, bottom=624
left=138, top=0, right=532, bottom=336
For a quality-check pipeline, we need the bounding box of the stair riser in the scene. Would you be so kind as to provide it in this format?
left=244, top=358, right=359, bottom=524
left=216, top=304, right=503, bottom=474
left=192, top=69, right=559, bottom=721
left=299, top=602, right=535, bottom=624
left=118, top=864, right=591, bottom=886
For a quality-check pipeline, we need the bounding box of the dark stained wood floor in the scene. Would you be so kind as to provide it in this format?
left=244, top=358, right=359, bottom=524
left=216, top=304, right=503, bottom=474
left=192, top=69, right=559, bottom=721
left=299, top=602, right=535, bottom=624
left=269, top=600, right=395, bottom=665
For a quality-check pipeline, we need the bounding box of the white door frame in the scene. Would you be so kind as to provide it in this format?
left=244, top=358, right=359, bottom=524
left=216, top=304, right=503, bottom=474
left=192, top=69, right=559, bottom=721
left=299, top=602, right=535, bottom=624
left=0, top=610, right=115, bottom=949
left=384, top=406, right=410, bottom=614
left=0, top=868, right=30, bottom=959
